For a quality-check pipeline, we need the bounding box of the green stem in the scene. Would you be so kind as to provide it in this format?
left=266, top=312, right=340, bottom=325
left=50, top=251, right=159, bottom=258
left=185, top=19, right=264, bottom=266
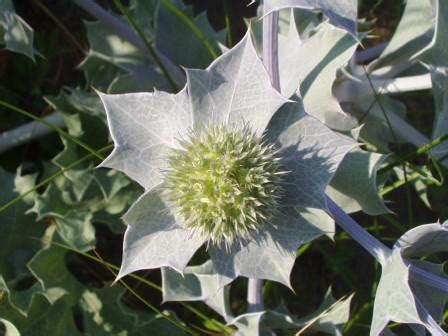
left=223, top=0, right=233, bottom=47
left=379, top=133, right=448, bottom=174
left=113, top=0, right=179, bottom=92
left=0, top=100, right=104, bottom=160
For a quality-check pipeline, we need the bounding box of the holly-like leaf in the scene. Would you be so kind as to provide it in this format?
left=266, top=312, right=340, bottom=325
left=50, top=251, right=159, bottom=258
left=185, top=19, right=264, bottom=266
left=279, top=20, right=358, bottom=130
left=79, top=19, right=168, bottom=92
left=265, top=0, right=358, bottom=36
left=418, top=0, right=448, bottom=167
left=117, top=188, right=206, bottom=279
left=0, top=0, right=36, bottom=59
left=98, top=87, right=193, bottom=191
left=27, top=234, right=84, bottom=306
left=162, top=261, right=233, bottom=322
left=327, top=148, right=389, bottom=215
left=367, top=0, right=434, bottom=76
left=0, top=292, right=82, bottom=336
left=186, top=32, right=287, bottom=135
left=102, top=30, right=354, bottom=287
left=0, top=167, right=45, bottom=315
left=79, top=286, right=187, bottom=335
left=371, top=221, right=448, bottom=335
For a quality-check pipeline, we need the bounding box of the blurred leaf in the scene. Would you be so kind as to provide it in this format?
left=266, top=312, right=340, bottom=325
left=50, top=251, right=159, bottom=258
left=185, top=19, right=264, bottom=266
left=367, top=0, right=434, bottom=75
left=419, top=0, right=448, bottom=167
left=79, top=19, right=167, bottom=92
left=0, top=292, right=81, bottom=336
left=80, top=286, right=187, bottom=335
left=0, top=318, right=20, bottom=336
left=156, top=0, right=225, bottom=68
left=0, top=0, right=36, bottom=59
left=0, top=167, right=45, bottom=315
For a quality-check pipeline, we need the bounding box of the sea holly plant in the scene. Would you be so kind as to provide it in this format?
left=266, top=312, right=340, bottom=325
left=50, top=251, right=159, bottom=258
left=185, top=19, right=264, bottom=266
left=98, top=31, right=355, bottom=288
left=91, top=0, right=448, bottom=334
left=1, top=0, right=448, bottom=335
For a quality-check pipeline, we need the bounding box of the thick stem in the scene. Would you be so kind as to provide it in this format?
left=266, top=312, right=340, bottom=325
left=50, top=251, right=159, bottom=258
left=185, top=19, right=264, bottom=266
left=355, top=42, right=387, bottom=63
left=327, top=195, right=448, bottom=294
left=262, top=4, right=280, bottom=91
left=409, top=263, right=448, bottom=294
left=326, top=196, right=391, bottom=266
left=246, top=278, right=263, bottom=313
left=0, top=113, right=65, bottom=154
left=334, top=74, right=432, bottom=103
left=245, top=2, right=281, bottom=314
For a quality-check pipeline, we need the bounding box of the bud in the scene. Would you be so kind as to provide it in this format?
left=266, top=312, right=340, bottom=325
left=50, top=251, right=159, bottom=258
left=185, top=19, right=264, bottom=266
left=163, top=125, right=284, bottom=246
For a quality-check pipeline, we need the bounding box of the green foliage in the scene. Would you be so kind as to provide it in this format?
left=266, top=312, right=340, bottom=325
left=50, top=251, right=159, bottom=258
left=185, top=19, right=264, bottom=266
left=0, top=0, right=36, bottom=59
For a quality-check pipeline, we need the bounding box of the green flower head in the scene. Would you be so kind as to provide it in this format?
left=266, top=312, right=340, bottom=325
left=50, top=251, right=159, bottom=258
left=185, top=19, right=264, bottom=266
left=98, top=32, right=354, bottom=287
left=164, top=125, right=285, bottom=246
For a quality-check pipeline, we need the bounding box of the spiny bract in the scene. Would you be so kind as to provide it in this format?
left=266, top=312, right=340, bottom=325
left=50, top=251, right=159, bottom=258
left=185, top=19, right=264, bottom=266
left=163, top=125, right=285, bottom=246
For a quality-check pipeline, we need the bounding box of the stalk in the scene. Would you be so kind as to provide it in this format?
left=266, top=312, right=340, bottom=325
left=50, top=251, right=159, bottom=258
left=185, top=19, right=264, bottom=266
left=325, top=196, right=391, bottom=266
left=0, top=113, right=64, bottom=154
left=246, top=278, right=264, bottom=313
left=334, top=74, right=432, bottom=102
left=246, top=1, right=282, bottom=314
left=326, top=196, right=448, bottom=294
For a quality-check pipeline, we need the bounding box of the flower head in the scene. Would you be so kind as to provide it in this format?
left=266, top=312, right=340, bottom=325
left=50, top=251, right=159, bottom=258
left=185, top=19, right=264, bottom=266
left=98, top=32, right=354, bottom=287
left=164, top=125, right=284, bottom=246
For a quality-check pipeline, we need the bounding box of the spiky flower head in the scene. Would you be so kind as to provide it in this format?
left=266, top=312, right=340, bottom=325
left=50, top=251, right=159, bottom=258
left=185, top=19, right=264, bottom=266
left=163, top=125, right=284, bottom=246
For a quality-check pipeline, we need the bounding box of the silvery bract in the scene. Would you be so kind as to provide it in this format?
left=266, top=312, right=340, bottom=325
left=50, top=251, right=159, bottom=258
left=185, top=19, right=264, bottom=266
left=98, top=31, right=355, bottom=287
left=371, top=221, right=448, bottom=336
left=265, top=0, right=358, bottom=36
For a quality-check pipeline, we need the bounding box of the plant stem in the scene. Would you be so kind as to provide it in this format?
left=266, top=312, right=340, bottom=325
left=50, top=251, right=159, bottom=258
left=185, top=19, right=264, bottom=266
left=326, top=196, right=391, bottom=266
left=223, top=0, right=233, bottom=47
left=246, top=278, right=264, bottom=313
left=355, top=42, right=387, bottom=63
left=262, top=3, right=280, bottom=90
left=72, top=0, right=185, bottom=86
left=335, top=74, right=432, bottom=103
left=327, top=196, right=448, bottom=294
left=0, top=100, right=104, bottom=160
left=0, top=112, right=64, bottom=154
left=245, top=1, right=282, bottom=314
left=379, top=133, right=448, bottom=174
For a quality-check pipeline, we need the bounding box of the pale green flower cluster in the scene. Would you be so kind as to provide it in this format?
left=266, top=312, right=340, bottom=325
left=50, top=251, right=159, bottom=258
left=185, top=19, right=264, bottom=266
left=164, top=125, right=285, bottom=246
